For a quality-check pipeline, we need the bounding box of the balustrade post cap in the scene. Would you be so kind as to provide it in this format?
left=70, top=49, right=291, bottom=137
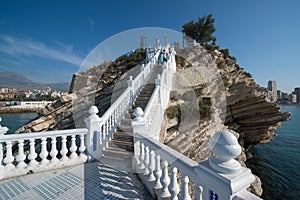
left=210, top=130, right=241, bottom=159
left=129, top=76, right=133, bottom=80
left=88, top=106, right=99, bottom=115
left=209, top=130, right=242, bottom=174
left=133, top=107, right=144, bottom=120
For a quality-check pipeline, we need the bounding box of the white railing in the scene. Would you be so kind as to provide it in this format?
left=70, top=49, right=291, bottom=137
left=83, top=49, right=160, bottom=160
left=132, top=131, right=261, bottom=200
left=0, top=126, right=87, bottom=180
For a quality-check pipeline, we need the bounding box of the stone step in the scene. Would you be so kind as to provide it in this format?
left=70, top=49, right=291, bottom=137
left=117, top=125, right=133, bottom=133
left=120, top=118, right=132, bottom=125
left=113, top=131, right=133, bottom=142
left=108, top=140, right=133, bottom=152
left=100, top=154, right=133, bottom=172
left=102, top=147, right=133, bottom=159
left=136, top=96, right=151, bottom=101
left=135, top=100, right=150, bottom=105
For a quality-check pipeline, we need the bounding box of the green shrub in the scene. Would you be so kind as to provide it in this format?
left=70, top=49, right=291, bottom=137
left=166, top=104, right=181, bottom=119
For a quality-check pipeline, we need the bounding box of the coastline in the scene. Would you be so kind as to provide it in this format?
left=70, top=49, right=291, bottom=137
left=0, top=107, right=40, bottom=114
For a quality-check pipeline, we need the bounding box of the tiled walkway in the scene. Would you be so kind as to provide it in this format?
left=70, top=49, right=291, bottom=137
left=0, top=162, right=153, bottom=200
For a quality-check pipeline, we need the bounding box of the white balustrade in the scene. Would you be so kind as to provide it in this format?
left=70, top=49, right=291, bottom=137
left=132, top=130, right=262, bottom=200
left=0, top=128, right=88, bottom=179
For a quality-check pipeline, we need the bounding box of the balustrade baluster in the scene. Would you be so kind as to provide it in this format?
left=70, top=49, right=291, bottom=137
left=154, top=154, right=162, bottom=189
left=179, top=176, right=192, bottom=200
left=79, top=133, right=86, bottom=158
left=148, top=150, right=156, bottom=181
left=28, top=138, right=38, bottom=166
left=135, top=141, right=141, bottom=167
left=194, top=185, right=203, bottom=200
left=143, top=145, right=150, bottom=175
left=60, top=135, right=68, bottom=161
left=50, top=137, right=59, bottom=163
left=16, top=139, right=26, bottom=168
left=40, top=137, right=49, bottom=165
left=3, top=141, right=14, bottom=169
left=108, top=115, right=112, bottom=132
left=169, top=166, right=180, bottom=200
left=99, top=124, right=103, bottom=145
left=0, top=142, right=3, bottom=167
left=70, top=135, right=78, bottom=159
left=139, top=142, right=145, bottom=169
left=160, top=160, right=171, bottom=198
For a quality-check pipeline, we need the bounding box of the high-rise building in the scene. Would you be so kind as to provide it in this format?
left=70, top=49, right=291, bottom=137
left=268, top=81, right=277, bottom=102
left=295, top=87, right=300, bottom=104
left=290, top=93, right=297, bottom=104
left=277, top=90, right=282, bottom=100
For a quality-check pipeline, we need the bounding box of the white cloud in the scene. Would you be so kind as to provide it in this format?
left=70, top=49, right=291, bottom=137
left=0, top=65, right=9, bottom=70
left=0, top=35, right=84, bottom=66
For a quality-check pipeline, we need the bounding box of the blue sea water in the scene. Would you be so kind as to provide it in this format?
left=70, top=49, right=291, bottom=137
left=249, top=106, right=300, bottom=200
left=0, top=113, right=38, bottom=134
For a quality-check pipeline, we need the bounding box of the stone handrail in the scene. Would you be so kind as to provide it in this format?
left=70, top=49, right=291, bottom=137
left=0, top=127, right=88, bottom=180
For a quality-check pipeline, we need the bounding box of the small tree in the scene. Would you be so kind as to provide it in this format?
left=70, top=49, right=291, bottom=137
left=182, top=14, right=216, bottom=45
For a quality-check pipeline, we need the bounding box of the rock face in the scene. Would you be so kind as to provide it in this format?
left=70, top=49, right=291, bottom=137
left=161, top=45, right=290, bottom=196
left=173, top=46, right=290, bottom=147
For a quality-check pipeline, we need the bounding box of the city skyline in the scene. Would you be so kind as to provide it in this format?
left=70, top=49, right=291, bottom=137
left=1, top=0, right=300, bottom=92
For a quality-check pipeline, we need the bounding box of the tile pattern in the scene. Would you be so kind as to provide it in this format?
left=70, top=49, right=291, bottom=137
left=0, top=162, right=153, bottom=200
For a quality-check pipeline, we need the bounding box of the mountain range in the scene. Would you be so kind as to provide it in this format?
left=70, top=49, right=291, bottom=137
left=0, top=71, right=70, bottom=92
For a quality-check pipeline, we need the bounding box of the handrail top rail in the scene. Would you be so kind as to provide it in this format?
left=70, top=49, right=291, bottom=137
left=0, top=128, right=88, bottom=142
left=135, top=132, right=199, bottom=181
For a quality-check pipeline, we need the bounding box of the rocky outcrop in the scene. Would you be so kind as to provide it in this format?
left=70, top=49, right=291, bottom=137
left=16, top=51, right=145, bottom=134
left=160, top=45, right=289, bottom=196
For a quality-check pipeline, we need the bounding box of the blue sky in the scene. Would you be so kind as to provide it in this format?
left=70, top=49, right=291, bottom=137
left=0, top=0, right=299, bottom=92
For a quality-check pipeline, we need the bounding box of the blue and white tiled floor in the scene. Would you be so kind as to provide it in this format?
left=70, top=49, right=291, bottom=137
left=0, top=162, right=153, bottom=200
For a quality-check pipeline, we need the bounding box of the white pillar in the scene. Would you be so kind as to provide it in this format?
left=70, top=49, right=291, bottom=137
left=195, top=130, right=256, bottom=200
left=84, top=106, right=102, bottom=162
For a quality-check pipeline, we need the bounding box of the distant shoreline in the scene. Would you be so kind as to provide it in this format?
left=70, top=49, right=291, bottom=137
left=0, top=107, right=40, bottom=114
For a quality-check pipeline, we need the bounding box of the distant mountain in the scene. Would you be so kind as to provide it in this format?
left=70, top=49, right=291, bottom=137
left=0, top=71, right=70, bottom=92
left=0, top=71, right=36, bottom=88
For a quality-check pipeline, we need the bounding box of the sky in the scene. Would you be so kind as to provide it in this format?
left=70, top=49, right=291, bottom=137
left=0, top=0, right=299, bottom=92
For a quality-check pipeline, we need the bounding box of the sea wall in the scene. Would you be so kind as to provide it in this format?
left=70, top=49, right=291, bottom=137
left=0, top=107, right=40, bottom=114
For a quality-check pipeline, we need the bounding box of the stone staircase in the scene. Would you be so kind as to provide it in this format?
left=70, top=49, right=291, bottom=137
left=101, top=64, right=161, bottom=171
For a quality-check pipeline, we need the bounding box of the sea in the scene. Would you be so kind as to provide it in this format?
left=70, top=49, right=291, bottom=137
left=0, top=113, right=38, bottom=134
left=0, top=107, right=299, bottom=199
left=248, top=105, right=300, bottom=200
